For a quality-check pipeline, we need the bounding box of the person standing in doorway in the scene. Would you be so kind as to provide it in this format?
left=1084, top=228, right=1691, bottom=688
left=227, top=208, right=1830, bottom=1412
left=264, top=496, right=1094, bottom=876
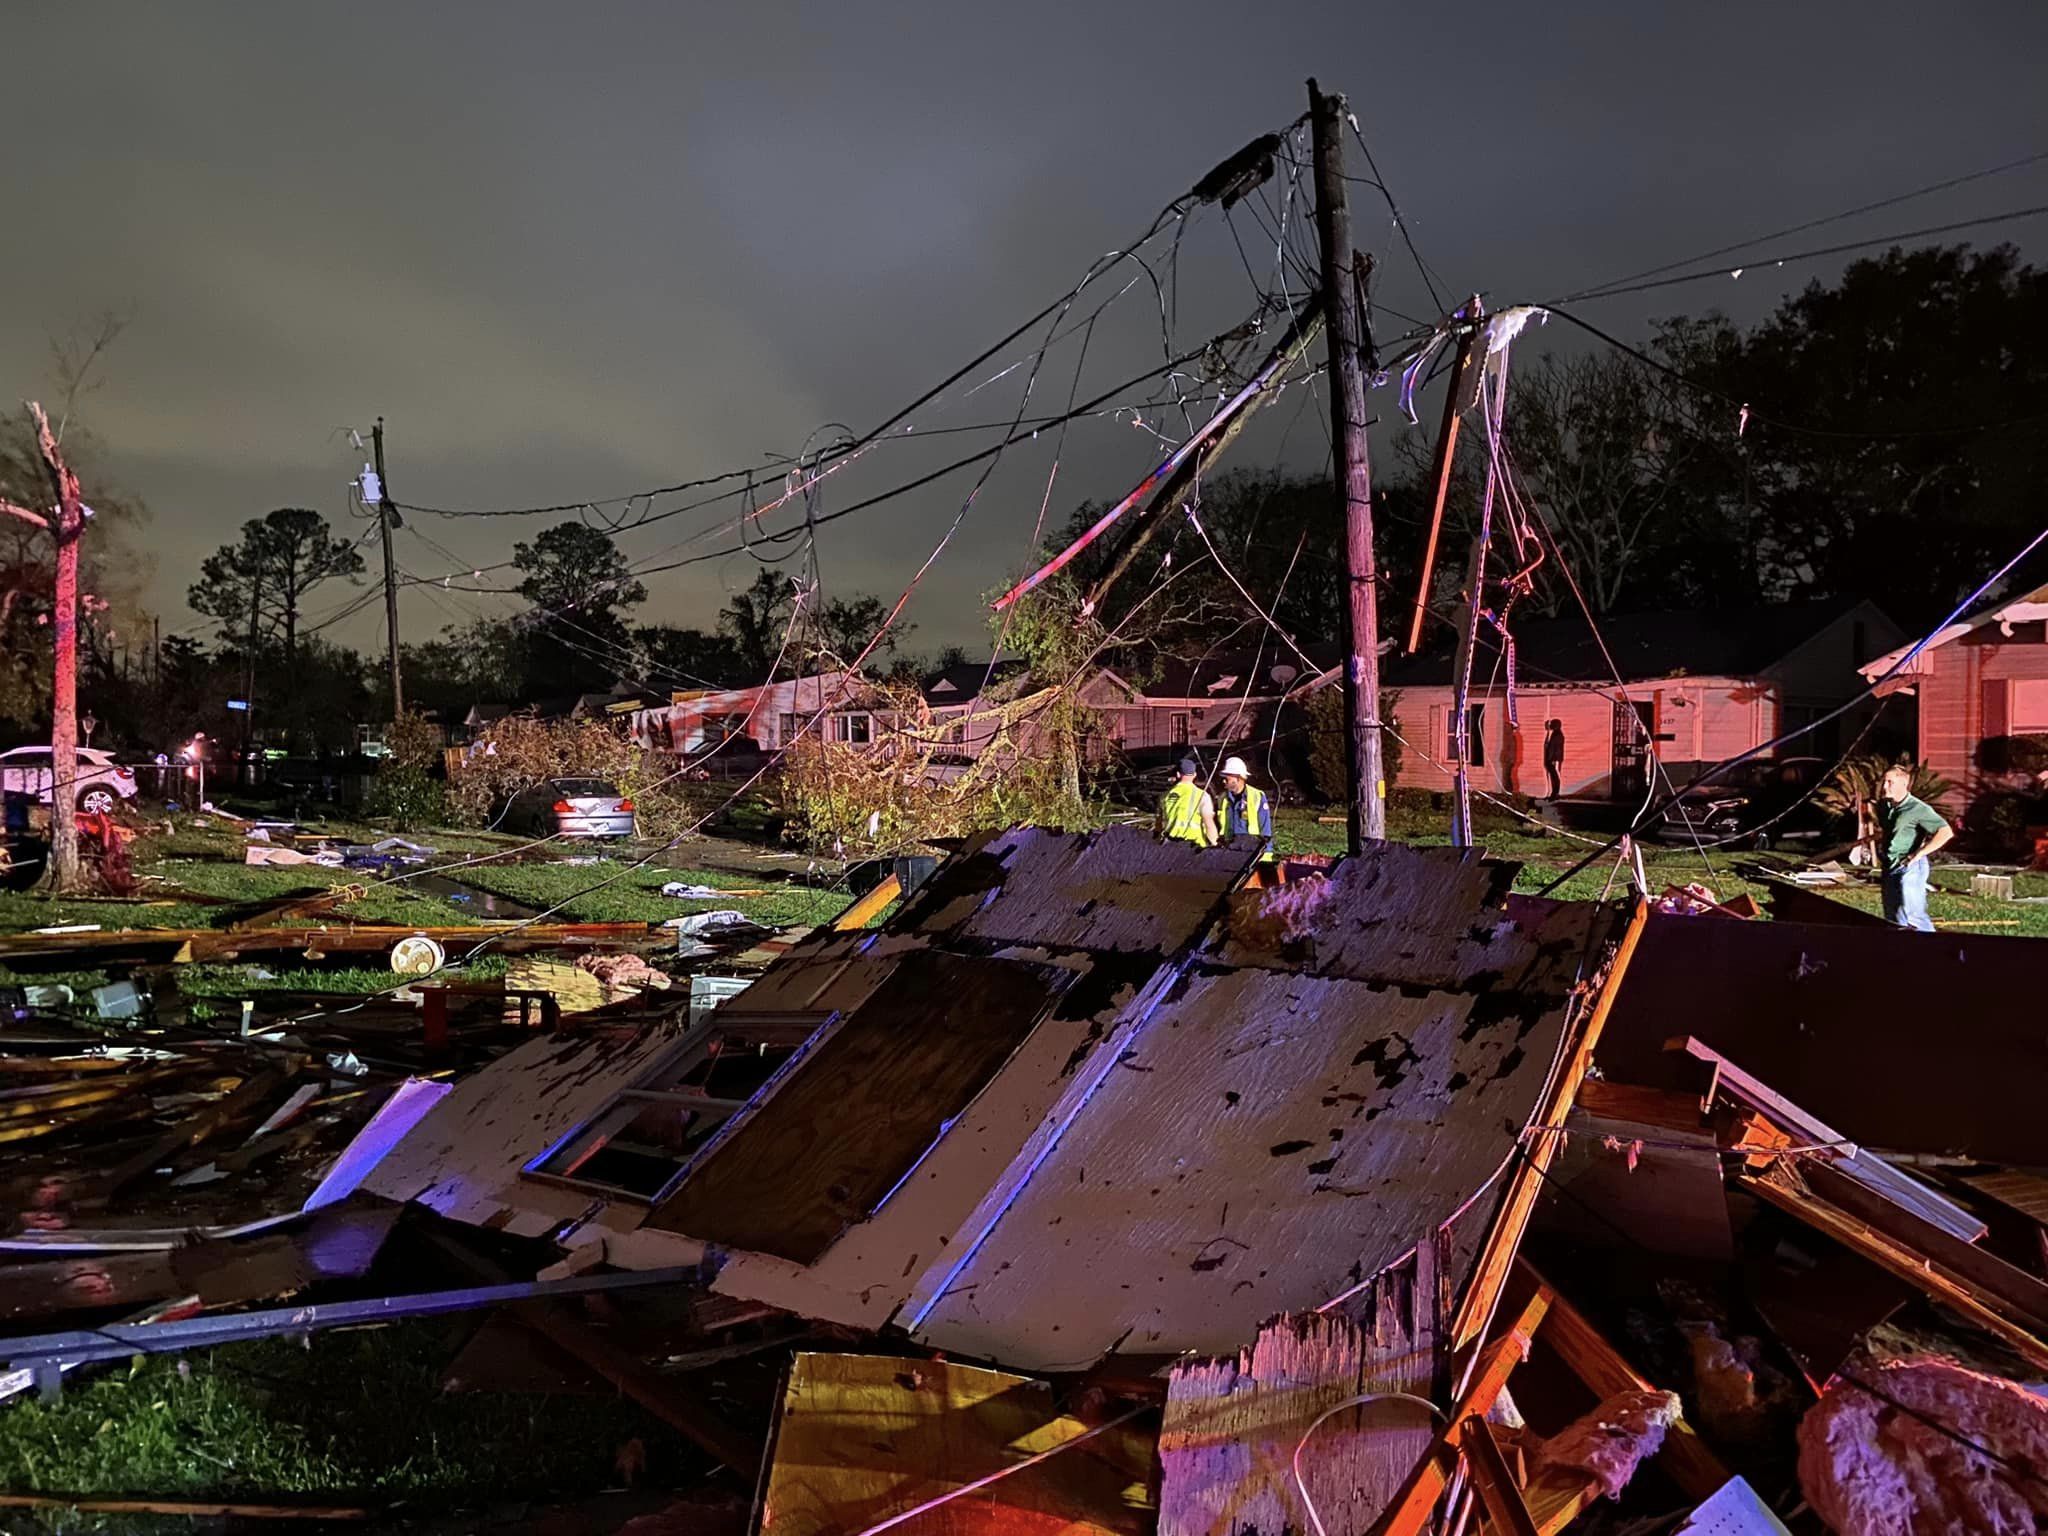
left=1867, top=765, right=1953, bottom=932
left=1217, top=755, right=1272, bottom=847
left=1157, top=757, right=1218, bottom=847
left=1543, top=719, right=1567, bottom=800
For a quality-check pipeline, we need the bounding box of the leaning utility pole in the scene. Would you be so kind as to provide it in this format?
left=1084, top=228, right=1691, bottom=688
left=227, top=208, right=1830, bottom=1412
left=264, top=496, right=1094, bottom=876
left=0, top=405, right=89, bottom=892
left=371, top=418, right=404, bottom=717
left=1308, top=80, right=1385, bottom=848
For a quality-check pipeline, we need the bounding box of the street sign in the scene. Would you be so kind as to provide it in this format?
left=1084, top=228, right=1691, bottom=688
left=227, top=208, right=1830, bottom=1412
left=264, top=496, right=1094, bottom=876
left=226, top=699, right=249, bottom=711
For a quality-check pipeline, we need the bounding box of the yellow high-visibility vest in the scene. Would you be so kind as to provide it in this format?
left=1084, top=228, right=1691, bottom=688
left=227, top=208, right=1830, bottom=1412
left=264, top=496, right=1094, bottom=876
left=1160, top=780, right=1214, bottom=845
left=1222, top=783, right=1269, bottom=841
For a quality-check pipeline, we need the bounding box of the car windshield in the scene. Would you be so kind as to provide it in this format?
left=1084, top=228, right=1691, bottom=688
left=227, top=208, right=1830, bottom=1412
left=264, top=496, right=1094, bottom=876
left=552, top=779, right=620, bottom=797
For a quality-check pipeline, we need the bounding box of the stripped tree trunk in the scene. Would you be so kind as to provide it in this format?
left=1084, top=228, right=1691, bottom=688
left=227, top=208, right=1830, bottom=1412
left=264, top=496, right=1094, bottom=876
left=32, top=405, right=87, bottom=894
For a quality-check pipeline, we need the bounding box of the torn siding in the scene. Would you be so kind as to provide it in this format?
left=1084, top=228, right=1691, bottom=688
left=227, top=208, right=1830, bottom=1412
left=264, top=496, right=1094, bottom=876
left=901, top=954, right=1584, bottom=1365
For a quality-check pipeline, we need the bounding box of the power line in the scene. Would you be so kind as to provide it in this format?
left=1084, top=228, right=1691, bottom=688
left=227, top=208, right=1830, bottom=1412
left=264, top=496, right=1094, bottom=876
left=1546, top=306, right=2048, bottom=441
left=1542, top=202, right=2048, bottom=306
left=1552, top=147, right=2048, bottom=306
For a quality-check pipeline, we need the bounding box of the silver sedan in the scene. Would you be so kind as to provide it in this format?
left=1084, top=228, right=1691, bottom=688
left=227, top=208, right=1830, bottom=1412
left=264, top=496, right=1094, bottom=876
left=508, top=777, right=636, bottom=839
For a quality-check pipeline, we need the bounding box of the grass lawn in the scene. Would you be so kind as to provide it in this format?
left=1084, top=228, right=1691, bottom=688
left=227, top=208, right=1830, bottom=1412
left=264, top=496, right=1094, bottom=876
left=1270, top=803, right=2048, bottom=937
left=0, top=1322, right=706, bottom=1519
left=452, top=859, right=854, bottom=928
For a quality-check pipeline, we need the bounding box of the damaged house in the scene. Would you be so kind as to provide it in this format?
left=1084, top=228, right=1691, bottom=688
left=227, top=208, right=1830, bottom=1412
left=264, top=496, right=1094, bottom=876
left=228, top=823, right=2048, bottom=1536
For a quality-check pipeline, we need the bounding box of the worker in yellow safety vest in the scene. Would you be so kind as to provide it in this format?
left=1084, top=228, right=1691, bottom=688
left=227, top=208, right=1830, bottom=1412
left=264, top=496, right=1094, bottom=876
left=1217, top=755, right=1272, bottom=846
left=1157, top=757, right=1218, bottom=847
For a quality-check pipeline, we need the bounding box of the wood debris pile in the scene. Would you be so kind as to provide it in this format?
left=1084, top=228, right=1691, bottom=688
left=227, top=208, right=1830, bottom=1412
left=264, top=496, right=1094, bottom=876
left=2, top=825, right=2044, bottom=1536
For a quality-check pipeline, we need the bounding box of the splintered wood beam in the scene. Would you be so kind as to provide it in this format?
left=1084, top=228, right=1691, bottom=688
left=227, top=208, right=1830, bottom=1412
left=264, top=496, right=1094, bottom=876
left=1453, top=899, right=1649, bottom=1348
left=1509, top=1259, right=1729, bottom=1500
left=832, top=872, right=900, bottom=930
left=1745, top=1164, right=2048, bottom=1372
left=1463, top=1417, right=1541, bottom=1536
left=0, top=1495, right=364, bottom=1520
left=1367, top=1286, right=1553, bottom=1536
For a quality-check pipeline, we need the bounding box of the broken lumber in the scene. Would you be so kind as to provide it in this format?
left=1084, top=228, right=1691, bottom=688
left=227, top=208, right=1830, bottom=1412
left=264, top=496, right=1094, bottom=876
left=1510, top=1260, right=1728, bottom=1500
left=0, top=1495, right=365, bottom=1520
left=759, top=1352, right=1156, bottom=1536
left=831, top=871, right=900, bottom=930
left=1453, top=898, right=1650, bottom=1348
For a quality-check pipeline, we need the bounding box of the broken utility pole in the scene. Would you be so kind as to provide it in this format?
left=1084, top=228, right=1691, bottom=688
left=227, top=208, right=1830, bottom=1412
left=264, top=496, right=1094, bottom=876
left=1308, top=79, right=1385, bottom=849
left=371, top=418, right=404, bottom=718
left=1407, top=300, right=1486, bottom=655
left=0, top=405, right=89, bottom=893
left=1448, top=333, right=1515, bottom=849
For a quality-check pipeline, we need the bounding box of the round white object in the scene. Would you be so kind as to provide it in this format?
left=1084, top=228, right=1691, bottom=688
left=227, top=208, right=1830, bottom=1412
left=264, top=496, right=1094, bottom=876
left=389, top=935, right=446, bottom=976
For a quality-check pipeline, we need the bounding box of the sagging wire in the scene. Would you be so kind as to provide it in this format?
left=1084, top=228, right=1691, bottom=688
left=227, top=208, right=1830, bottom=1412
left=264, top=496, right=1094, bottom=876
left=1296, top=1393, right=1446, bottom=1536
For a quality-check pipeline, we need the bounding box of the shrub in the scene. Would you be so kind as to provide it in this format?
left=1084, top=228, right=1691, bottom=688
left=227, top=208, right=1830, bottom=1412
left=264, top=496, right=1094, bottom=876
left=363, top=765, right=447, bottom=831
left=774, top=678, right=1095, bottom=852
left=1305, top=686, right=1402, bottom=804
left=1815, top=754, right=1953, bottom=819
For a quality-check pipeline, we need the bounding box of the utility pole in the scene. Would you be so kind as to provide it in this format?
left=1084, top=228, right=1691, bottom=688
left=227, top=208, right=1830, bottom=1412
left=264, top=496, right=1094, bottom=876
left=1406, top=301, right=1486, bottom=654
left=1308, top=79, right=1385, bottom=849
left=242, top=565, right=263, bottom=762
left=1447, top=340, right=1514, bottom=849
left=371, top=418, right=404, bottom=718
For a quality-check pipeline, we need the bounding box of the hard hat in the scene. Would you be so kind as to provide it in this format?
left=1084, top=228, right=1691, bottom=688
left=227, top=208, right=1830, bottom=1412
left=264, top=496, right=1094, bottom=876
left=1221, top=756, right=1252, bottom=779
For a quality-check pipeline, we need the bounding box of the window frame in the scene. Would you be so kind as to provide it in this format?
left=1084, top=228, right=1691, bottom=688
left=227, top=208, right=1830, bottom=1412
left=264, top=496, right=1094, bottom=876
left=521, top=1009, right=838, bottom=1205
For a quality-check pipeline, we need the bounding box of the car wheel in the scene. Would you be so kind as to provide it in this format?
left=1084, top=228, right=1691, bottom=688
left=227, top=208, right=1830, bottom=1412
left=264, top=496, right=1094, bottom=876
left=78, top=788, right=117, bottom=816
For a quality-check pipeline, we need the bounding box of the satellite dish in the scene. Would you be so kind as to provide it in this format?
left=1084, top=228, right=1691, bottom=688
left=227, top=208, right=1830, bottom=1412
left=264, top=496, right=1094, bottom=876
left=1270, top=664, right=1299, bottom=686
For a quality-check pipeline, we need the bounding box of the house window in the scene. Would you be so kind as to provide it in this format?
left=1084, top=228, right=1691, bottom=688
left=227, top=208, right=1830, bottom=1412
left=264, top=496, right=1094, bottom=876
left=2013, top=679, right=2048, bottom=733
left=1446, top=704, right=1486, bottom=767
left=778, top=713, right=801, bottom=745
left=525, top=1012, right=834, bottom=1204
left=1170, top=712, right=1192, bottom=746
left=831, top=712, right=873, bottom=745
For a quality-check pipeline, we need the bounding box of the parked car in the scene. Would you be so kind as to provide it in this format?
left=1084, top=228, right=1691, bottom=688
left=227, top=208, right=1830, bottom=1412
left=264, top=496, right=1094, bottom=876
left=1654, top=755, right=1839, bottom=849
left=0, top=745, right=139, bottom=816
left=505, top=777, right=636, bottom=839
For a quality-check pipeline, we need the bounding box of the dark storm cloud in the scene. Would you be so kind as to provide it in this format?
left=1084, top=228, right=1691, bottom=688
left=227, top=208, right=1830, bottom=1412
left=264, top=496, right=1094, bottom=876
left=4, top=2, right=2044, bottom=654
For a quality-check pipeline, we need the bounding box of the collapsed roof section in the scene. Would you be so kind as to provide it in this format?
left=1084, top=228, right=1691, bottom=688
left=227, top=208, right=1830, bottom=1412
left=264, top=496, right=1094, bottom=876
left=366, top=825, right=1642, bottom=1374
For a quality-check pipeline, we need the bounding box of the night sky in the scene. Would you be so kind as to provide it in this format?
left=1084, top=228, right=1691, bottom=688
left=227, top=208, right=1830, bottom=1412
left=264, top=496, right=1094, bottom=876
left=7, top=2, right=2045, bottom=661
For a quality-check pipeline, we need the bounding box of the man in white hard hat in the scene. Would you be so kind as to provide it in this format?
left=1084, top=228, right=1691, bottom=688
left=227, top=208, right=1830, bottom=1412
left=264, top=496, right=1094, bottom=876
left=1217, top=755, right=1272, bottom=846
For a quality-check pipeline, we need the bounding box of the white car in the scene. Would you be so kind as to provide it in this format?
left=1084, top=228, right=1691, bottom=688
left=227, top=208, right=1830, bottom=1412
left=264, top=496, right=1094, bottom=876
left=0, top=745, right=139, bottom=816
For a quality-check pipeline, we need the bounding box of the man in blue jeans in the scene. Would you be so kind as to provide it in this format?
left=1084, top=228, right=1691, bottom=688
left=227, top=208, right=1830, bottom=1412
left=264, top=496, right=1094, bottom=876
left=1872, top=766, right=1953, bottom=932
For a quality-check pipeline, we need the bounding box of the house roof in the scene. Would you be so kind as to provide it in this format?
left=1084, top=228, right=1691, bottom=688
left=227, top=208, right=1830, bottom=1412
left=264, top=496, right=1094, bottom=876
left=1367, top=599, right=1881, bottom=691
left=920, top=659, right=1029, bottom=703
left=1860, top=581, right=2048, bottom=681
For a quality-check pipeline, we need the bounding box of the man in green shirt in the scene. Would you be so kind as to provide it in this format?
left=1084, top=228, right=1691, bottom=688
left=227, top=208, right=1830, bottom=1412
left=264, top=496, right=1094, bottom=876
left=1871, top=766, right=1953, bottom=932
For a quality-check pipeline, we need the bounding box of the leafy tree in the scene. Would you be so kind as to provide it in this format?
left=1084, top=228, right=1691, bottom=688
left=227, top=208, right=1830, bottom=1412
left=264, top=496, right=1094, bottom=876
left=1705, top=244, right=2048, bottom=625
left=187, top=507, right=364, bottom=667
left=510, top=522, right=647, bottom=693
left=718, top=569, right=799, bottom=677
left=632, top=624, right=742, bottom=691
left=815, top=594, right=912, bottom=666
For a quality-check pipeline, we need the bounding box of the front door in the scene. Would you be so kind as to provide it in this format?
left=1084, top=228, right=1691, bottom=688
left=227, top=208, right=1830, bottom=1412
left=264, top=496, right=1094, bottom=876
left=1610, top=699, right=1654, bottom=803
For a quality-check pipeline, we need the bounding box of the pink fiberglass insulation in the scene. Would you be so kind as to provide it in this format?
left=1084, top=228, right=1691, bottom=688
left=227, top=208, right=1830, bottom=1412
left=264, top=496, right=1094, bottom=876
left=1797, top=1355, right=2048, bottom=1536
left=1537, top=1389, right=1682, bottom=1499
